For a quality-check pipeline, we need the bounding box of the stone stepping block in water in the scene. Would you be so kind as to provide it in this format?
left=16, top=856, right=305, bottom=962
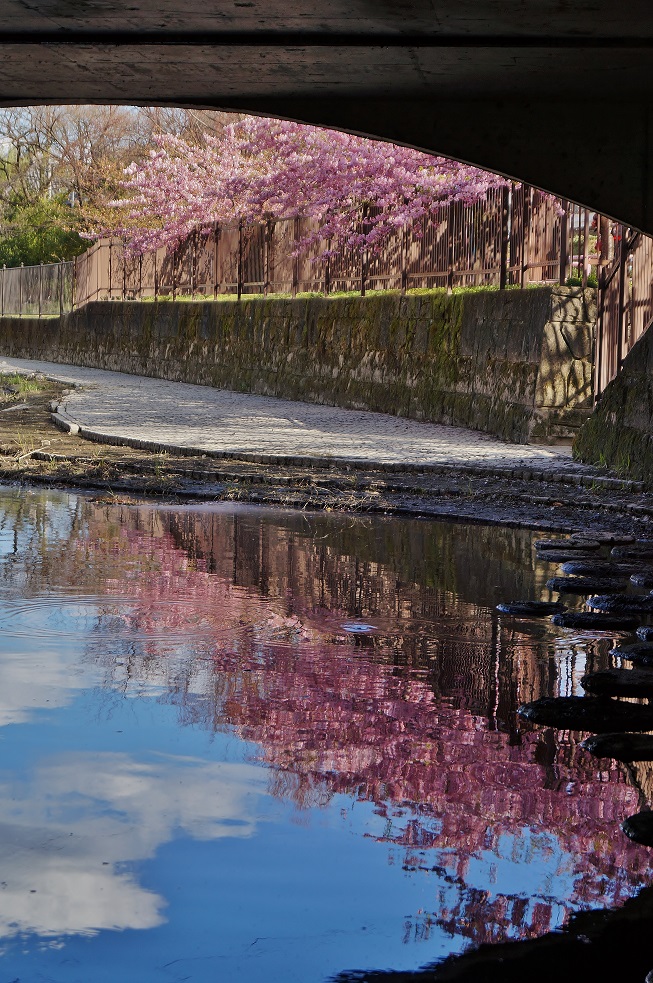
left=518, top=695, right=653, bottom=732
left=577, top=532, right=635, bottom=545
left=581, top=668, right=653, bottom=698
left=546, top=576, right=628, bottom=594
left=551, top=611, right=640, bottom=631
left=622, top=812, right=653, bottom=847
left=612, top=543, right=653, bottom=560
left=586, top=593, right=653, bottom=613
left=535, top=538, right=601, bottom=552
left=561, top=560, right=651, bottom=577
left=609, top=642, right=653, bottom=666
left=496, top=600, right=567, bottom=617
left=631, top=572, right=653, bottom=588
left=534, top=551, right=605, bottom=564
left=638, top=626, right=653, bottom=642
left=581, top=733, right=653, bottom=761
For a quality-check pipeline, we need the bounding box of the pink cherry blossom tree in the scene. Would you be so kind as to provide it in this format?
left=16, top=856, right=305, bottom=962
left=101, top=116, right=512, bottom=256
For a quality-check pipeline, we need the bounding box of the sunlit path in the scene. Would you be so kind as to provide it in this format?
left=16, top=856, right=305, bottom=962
left=0, top=357, right=586, bottom=473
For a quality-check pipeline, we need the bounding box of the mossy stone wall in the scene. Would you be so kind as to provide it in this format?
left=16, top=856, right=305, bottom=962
left=575, top=325, right=653, bottom=478
left=0, top=287, right=594, bottom=443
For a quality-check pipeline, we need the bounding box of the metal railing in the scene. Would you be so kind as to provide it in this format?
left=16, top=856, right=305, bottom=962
left=0, top=259, right=74, bottom=317
left=595, top=229, right=653, bottom=398
left=73, top=184, right=600, bottom=305
left=0, top=182, right=601, bottom=317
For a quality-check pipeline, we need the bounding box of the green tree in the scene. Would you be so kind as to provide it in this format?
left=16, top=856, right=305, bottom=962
left=0, top=106, right=238, bottom=266
left=0, top=196, right=85, bottom=267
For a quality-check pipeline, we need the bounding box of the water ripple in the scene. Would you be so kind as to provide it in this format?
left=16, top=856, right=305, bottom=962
left=0, top=595, right=258, bottom=641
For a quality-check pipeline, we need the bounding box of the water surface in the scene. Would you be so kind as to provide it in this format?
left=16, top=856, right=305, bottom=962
left=0, top=488, right=647, bottom=982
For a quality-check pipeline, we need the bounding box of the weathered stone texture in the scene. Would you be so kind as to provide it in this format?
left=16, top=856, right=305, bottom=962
left=574, top=322, right=653, bottom=479
left=0, top=286, right=594, bottom=443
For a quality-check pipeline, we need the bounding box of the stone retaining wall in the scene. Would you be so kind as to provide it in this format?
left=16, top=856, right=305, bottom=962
left=0, top=287, right=595, bottom=443
left=575, top=325, right=653, bottom=478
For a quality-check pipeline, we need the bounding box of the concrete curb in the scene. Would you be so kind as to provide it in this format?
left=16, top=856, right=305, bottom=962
left=51, top=411, right=79, bottom=435
left=51, top=406, right=643, bottom=494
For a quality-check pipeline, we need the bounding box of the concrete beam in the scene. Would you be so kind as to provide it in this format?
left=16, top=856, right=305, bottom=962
left=1, top=0, right=653, bottom=228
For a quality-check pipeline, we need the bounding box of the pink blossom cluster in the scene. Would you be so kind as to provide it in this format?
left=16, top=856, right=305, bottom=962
left=106, top=116, right=512, bottom=255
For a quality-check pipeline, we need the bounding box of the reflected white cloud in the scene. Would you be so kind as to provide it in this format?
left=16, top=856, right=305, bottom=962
left=0, top=752, right=267, bottom=939
left=0, top=646, right=95, bottom=726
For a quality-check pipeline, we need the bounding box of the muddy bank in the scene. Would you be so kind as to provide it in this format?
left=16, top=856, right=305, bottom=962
left=0, top=376, right=649, bottom=536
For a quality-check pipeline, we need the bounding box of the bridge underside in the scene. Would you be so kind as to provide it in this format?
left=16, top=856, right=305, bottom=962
left=0, top=0, right=652, bottom=231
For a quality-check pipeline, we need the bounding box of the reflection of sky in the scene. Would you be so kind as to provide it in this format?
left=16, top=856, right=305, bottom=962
left=0, top=631, right=100, bottom=726
left=0, top=697, right=472, bottom=982
left=0, top=490, right=648, bottom=982
left=0, top=750, right=266, bottom=940
left=465, top=829, right=574, bottom=909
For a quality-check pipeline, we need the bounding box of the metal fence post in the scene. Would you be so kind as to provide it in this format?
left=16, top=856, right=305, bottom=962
left=360, top=205, right=367, bottom=296
left=291, top=218, right=298, bottom=297
left=1, top=265, right=5, bottom=317
left=238, top=220, right=244, bottom=300
left=213, top=225, right=219, bottom=298
left=122, top=242, right=127, bottom=301
left=594, top=264, right=605, bottom=400
left=191, top=230, right=197, bottom=299
left=521, top=186, right=532, bottom=288
left=264, top=220, right=271, bottom=296
left=499, top=186, right=509, bottom=290
left=582, top=208, right=590, bottom=287
left=38, top=264, right=43, bottom=318
left=559, top=200, right=569, bottom=285
left=19, top=263, right=23, bottom=317
left=617, top=236, right=628, bottom=370
left=600, top=214, right=612, bottom=266
left=154, top=248, right=159, bottom=301
left=325, top=243, right=331, bottom=295
left=400, top=224, right=408, bottom=294
left=446, top=203, right=455, bottom=294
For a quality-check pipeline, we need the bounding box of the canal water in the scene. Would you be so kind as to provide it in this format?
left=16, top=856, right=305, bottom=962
left=0, top=487, right=648, bottom=983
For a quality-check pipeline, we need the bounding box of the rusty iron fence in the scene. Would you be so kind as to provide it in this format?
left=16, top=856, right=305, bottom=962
left=595, top=228, right=653, bottom=398
left=0, top=259, right=74, bottom=317
left=0, top=182, right=601, bottom=317
left=71, top=184, right=600, bottom=304
left=4, top=180, right=653, bottom=397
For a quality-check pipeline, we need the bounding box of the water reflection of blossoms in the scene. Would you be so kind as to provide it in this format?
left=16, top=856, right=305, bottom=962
left=3, top=497, right=649, bottom=952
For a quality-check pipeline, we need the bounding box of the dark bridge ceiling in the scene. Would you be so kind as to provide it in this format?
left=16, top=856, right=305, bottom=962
left=2, top=0, right=653, bottom=229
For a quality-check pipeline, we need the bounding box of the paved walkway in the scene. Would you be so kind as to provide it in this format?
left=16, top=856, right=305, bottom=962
left=0, top=357, right=589, bottom=473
